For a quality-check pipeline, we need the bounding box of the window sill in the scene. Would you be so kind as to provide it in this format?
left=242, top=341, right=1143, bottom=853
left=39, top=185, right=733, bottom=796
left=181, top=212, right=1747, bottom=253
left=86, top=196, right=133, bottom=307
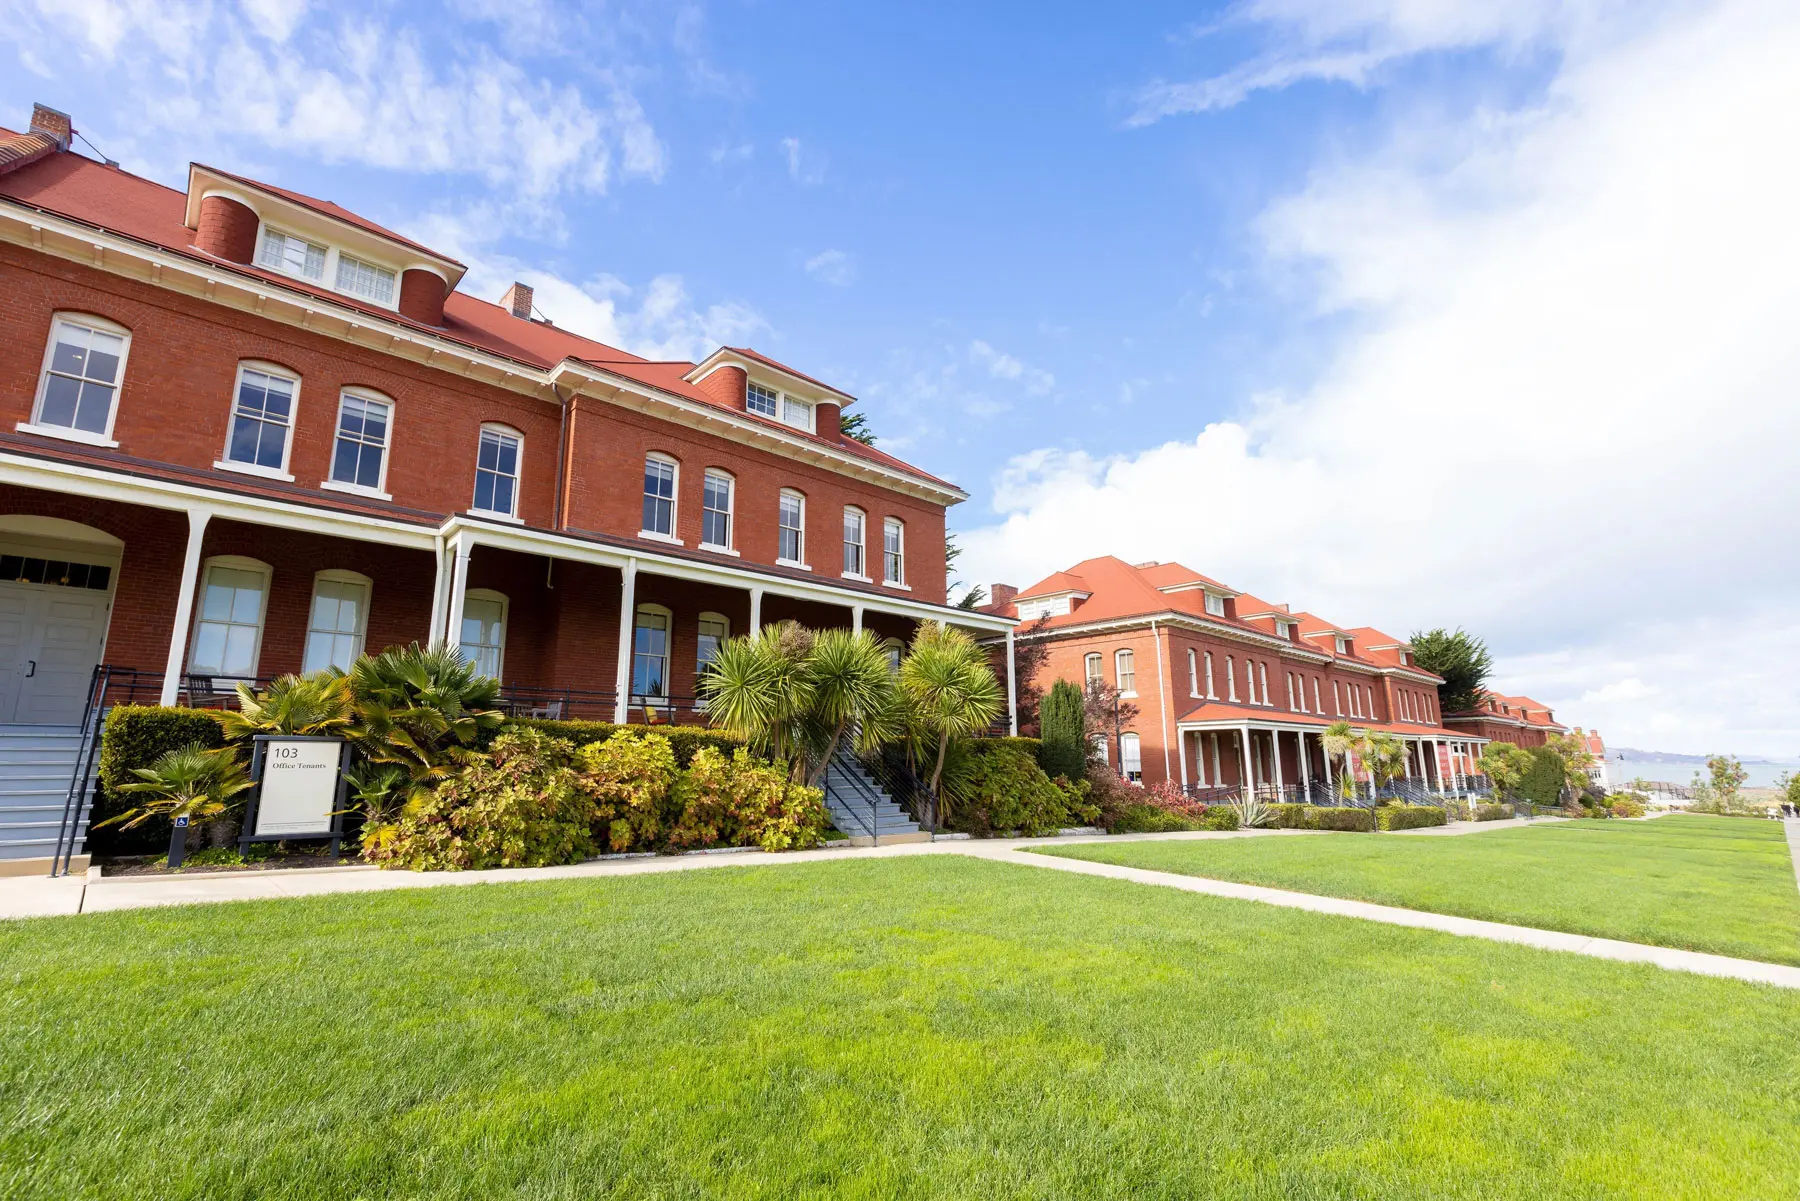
left=638, top=530, right=684, bottom=546
left=699, top=542, right=740, bottom=557
left=468, top=509, right=523, bottom=526
left=775, top=558, right=812, bottom=572
left=1119, top=691, right=1139, bottom=700
left=320, top=479, right=394, bottom=502
left=841, top=572, right=873, bottom=584
left=214, top=459, right=295, bottom=483
left=16, top=421, right=119, bottom=449
left=882, top=581, right=911, bottom=591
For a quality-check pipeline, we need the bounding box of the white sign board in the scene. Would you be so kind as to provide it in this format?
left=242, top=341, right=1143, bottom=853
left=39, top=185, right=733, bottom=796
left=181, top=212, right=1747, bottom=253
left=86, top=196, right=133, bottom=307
left=253, top=738, right=344, bottom=838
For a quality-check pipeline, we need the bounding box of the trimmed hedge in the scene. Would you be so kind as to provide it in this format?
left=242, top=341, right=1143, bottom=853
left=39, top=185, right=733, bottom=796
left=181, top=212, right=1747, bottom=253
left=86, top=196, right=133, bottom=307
left=1201, top=807, right=1240, bottom=832
left=1376, top=803, right=1448, bottom=831
left=1268, top=803, right=1375, bottom=832
left=1112, top=803, right=1199, bottom=833
left=969, top=735, right=1043, bottom=758
left=505, top=719, right=742, bottom=768
left=93, top=706, right=230, bottom=854
left=1474, top=803, right=1515, bottom=822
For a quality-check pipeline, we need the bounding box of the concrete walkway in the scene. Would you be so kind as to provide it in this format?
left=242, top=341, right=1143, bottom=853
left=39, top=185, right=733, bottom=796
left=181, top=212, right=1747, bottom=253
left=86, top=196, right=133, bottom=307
left=1786, top=818, right=1800, bottom=893
left=4, top=822, right=1796, bottom=991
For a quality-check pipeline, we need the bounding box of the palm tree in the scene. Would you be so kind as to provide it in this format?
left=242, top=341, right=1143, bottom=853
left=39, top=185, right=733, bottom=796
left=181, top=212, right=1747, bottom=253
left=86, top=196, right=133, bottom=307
left=802, top=627, right=902, bottom=783
left=1363, top=732, right=1408, bottom=799
left=1321, top=720, right=1361, bottom=802
left=221, top=670, right=353, bottom=740
left=344, top=643, right=504, bottom=807
left=97, top=743, right=252, bottom=830
left=898, top=622, right=1004, bottom=808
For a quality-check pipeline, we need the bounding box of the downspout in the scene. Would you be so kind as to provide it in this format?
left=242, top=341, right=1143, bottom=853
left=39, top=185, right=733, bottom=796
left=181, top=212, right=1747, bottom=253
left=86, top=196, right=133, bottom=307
left=1151, top=619, right=1173, bottom=784
left=552, top=384, right=574, bottom=533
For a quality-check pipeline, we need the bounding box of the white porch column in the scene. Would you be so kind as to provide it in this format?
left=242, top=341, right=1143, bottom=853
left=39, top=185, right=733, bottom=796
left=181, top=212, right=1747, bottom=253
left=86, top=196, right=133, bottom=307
left=427, top=533, right=447, bottom=645
left=612, top=557, right=638, bottom=723
left=444, top=533, right=474, bottom=662
left=1272, top=728, right=1285, bottom=793
left=1178, top=730, right=1190, bottom=788
left=1240, top=725, right=1255, bottom=795
left=748, top=586, right=763, bottom=635
left=158, top=506, right=213, bottom=706
left=1211, top=732, right=1223, bottom=786
left=1298, top=731, right=1312, bottom=797
left=851, top=604, right=863, bottom=634
left=1402, top=739, right=1413, bottom=779
left=1005, top=626, right=1018, bottom=736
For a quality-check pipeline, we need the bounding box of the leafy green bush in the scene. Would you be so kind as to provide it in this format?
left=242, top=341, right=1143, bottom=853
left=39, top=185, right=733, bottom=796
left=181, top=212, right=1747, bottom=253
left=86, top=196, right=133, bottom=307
left=508, top=718, right=741, bottom=767
left=1201, top=807, right=1240, bottom=831
left=948, top=742, right=1096, bottom=836
left=670, top=747, right=828, bottom=851
left=94, top=706, right=229, bottom=854
left=1609, top=792, right=1648, bottom=818
left=1376, top=804, right=1448, bottom=831
left=365, top=729, right=594, bottom=871
left=1111, top=803, right=1203, bottom=833
left=1474, top=803, right=1515, bottom=822
left=1519, top=747, right=1566, bottom=806
left=1308, top=806, right=1375, bottom=832
left=577, top=731, right=681, bottom=853
left=1037, top=680, right=1087, bottom=782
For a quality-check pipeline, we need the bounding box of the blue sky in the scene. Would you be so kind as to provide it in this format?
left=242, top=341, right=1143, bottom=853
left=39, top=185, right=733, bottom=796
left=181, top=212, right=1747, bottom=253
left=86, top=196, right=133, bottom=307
left=5, top=1, right=1800, bottom=756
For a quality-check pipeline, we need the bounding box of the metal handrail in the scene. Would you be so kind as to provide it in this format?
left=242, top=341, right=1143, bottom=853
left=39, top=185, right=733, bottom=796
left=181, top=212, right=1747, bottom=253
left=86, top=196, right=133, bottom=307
left=50, top=665, right=123, bottom=876
left=823, top=743, right=885, bottom=846
left=862, top=748, right=935, bottom=833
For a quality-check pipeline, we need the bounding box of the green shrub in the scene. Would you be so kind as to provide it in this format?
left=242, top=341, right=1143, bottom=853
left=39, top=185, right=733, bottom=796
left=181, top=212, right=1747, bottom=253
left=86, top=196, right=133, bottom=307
left=671, top=747, right=829, bottom=852
left=508, top=718, right=741, bottom=767
left=1376, top=804, right=1448, bottom=831
left=365, top=729, right=594, bottom=871
left=1519, top=747, right=1566, bottom=806
left=1308, top=806, right=1375, bottom=832
left=94, top=706, right=229, bottom=854
left=1201, top=807, right=1240, bottom=831
left=1111, top=803, right=1203, bottom=833
left=949, top=743, right=1096, bottom=836
left=1037, top=680, right=1087, bottom=782
left=1474, top=803, right=1515, bottom=822
left=1609, top=792, right=1648, bottom=818
left=577, top=731, right=681, bottom=852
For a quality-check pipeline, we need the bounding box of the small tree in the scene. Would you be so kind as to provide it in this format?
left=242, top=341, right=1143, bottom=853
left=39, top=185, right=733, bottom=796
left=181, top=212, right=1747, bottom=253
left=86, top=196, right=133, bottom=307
left=1321, top=720, right=1361, bottom=801
left=1038, top=679, right=1087, bottom=782
left=1407, top=627, right=1494, bottom=714
left=899, top=622, right=1005, bottom=808
left=1703, top=755, right=1749, bottom=812
left=1479, top=741, right=1535, bottom=805
left=1363, top=732, right=1408, bottom=797
left=1542, top=731, right=1598, bottom=803
left=1083, top=679, right=1139, bottom=772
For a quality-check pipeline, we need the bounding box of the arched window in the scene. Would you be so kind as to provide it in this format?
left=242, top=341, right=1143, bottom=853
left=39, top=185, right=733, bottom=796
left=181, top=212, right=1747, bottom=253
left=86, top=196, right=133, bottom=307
left=632, top=603, right=673, bottom=703
left=1312, top=677, right=1323, bottom=714
left=1084, top=652, right=1102, bottom=685
left=1187, top=648, right=1198, bottom=697
left=842, top=506, right=867, bottom=578
left=1258, top=663, right=1270, bottom=707
left=696, top=611, right=729, bottom=692
left=1120, top=733, right=1143, bottom=782
left=778, top=489, right=806, bottom=564
left=459, top=589, right=508, bottom=679
left=220, top=361, right=299, bottom=479
left=700, top=469, right=733, bottom=550
left=642, top=453, right=679, bottom=539
left=29, top=312, right=131, bottom=445
left=882, top=517, right=905, bottom=585
left=1333, top=680, right=1342, bottom=716
left=1226, top=656, right=1238, bottom=702
left=1204, top=651, right=1215, bottom=699
left=326, top=388, right=393, bottom=498
left=187, top=555, right=270, bottom=680
left=1286, top=672, right=1295, bottom=710
left=882, top=637, right=904, bottom=672
left=1115, top=648, right=1136, bottom=695
left=302, top=569, right=372, bottom=673
left=472, top=425, right=523, bottom=519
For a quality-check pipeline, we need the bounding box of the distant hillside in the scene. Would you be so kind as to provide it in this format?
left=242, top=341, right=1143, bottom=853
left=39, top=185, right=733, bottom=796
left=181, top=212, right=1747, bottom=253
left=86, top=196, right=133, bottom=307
left=1615, top=748, right=1795, bottom=765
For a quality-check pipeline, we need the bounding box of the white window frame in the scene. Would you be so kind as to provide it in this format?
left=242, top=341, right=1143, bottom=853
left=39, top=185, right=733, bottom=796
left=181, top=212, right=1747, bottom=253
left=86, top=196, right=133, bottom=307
left=321, top=387, right=394, bottom=500
left=777, top=489, right=808, bottom=568
left=215, top=360, right=300, bottom=482
left=1204, top=592, right=1225, bottom=618
left=1312, top=678, right=1323, bottom=714
left=1084, top=652, right=1103, bottom=685
left=256, top=222, right=403, bottom=312
left=1286, top=672, right=1295, bottom=710
left=1333, top=681, right=1342, bottom=716
left=471, top=424, right=524, bottom=522
left=1120, top=732, right=1143, bottom=782
left=459, top=588, right=508, bottom=680
left=746, top=381, right=780, bottom=418
left=744, top=379, right=817, bottom=433
left=641, top=453, right=681, bottom=543
left=882, top=517, right=906, bottom=588
left=22, top=312, right=132, bottom=448
left=256, top=225, right=328, bottom=283
left=186, top=555, right=272, bottom=681
left=696, top=611, right=730, bottom=676
left=301, top=569, right=373, bottom=674
left=1115, top=648, right=1136, bottom=697
left=631, top=602, right=675, bottom=704
left=334, top=252, right=397, bottom=307
left=1258, top=663, right=1270, bottom=707
left=1204, top=651, right=1216, bottom=699
left=1226, top=656, right=1238, bottom=703
left=699, top=468, right=734, bottom=553
left=1187, top=648, right=1199, bottom=697
left=842, top=506, right=868, bottom=581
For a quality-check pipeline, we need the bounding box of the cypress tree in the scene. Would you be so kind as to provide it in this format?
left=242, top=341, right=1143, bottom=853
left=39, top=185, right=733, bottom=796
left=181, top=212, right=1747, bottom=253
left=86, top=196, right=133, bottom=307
left=1038, top=679, right=1088, bottom=782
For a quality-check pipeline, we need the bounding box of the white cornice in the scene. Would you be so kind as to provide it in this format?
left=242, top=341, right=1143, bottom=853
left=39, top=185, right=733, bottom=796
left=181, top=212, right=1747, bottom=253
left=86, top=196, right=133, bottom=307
left=1004, top=610, right=1326, bottom=659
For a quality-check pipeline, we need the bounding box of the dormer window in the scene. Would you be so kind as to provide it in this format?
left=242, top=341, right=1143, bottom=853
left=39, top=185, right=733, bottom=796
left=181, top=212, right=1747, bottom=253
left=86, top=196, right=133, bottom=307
left=1204, top=592, right=1225, bottom=617
left=1275, top=620, right=1294, bottom=640
left=1334, top=635, right=1352, bottom=655
left=335, top=254, right=396, bottom=306
left=745, top=381, right=815, bottom=432
left=257, top=227, right=326, bottom=281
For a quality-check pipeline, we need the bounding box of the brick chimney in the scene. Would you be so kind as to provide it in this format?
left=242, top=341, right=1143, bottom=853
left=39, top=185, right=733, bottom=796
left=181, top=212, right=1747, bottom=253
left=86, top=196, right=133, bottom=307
left=499, top=281, right=534, bottom=320
left=28, top=104, right=72, bottom=150
left=989, top=583, right=1019, bottom=608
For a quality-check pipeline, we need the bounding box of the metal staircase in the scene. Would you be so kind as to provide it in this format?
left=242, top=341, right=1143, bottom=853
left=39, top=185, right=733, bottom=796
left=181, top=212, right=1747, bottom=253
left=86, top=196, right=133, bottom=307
left=821, top=747, right=930, bottom=845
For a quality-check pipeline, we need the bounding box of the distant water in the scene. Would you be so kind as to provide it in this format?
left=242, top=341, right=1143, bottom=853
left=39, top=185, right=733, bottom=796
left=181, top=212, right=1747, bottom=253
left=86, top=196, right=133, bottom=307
left=1612, top=755, right=1800, bottom=789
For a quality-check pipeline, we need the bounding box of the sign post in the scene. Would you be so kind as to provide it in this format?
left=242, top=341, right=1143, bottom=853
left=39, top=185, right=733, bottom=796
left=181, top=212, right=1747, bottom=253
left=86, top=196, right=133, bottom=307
left=167, top=814, right=190, bottom=870
left=238, top=735, right=350, bottom=859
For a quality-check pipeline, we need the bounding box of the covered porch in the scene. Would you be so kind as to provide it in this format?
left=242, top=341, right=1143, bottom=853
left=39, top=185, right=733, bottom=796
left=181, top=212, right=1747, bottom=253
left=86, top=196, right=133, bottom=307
left=1176, top=712, right=1490, bottom=804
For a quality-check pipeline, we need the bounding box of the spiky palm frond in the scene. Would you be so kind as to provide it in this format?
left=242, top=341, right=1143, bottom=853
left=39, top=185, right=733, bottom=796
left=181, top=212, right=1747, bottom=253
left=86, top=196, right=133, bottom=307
left=99, top=743, right=251, bottom=830
left=220, top=671, right=353, bottom=741
left=898, top=622, right=1004, bottom=809
left=344, top=642, right=503, bottom=805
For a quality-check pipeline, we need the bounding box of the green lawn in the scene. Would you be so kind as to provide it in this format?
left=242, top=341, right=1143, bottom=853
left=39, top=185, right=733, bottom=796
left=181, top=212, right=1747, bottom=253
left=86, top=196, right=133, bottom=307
left=3, top=857, right=1799, bottom=1199
left=1034, top=815, right=1800, bottom=965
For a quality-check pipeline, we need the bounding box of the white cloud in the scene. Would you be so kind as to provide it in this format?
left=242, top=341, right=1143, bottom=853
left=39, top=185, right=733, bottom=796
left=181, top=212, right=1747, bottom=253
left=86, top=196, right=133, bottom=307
left=780, top=135, right=827, bottom=185
left=804, top=249, right=855, bottom=287
left=0, top=0, right=665, bottom=198
left=970, top=340, right=1054, bottom=395
left=966, top=0, right=1800, bottom=755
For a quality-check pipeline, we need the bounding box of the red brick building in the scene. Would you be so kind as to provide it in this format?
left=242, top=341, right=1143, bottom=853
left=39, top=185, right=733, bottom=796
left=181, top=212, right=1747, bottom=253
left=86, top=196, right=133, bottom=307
left=1441, top=692, right=1567, bottom=750
left=986, top=557, right=1490, bottom=796
left=0, top=105, right=1014, bottom=759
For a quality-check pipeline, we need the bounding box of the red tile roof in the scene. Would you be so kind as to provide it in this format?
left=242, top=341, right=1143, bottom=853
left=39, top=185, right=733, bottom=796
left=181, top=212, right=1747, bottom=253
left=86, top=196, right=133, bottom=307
left=0, top=129, right=57, bottom=178
left=195, top=163, right=464, bottom=267
left=722, top=346, right=856, bottom=402
left=0, top=145, right=955, bottom=494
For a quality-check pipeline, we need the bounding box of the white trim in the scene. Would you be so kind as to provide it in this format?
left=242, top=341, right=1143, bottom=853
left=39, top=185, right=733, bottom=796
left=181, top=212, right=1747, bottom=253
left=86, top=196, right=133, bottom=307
left=319, top=479, right=394, bottom=502
left=458, top=587, right=508, bottom=680
left=471, top=423, right=524, bottom=520
left=301, top=568, right=373, bottom=673
left=16, top=422, right=120, bottom=449
left=638, top=530, right=685, bottom=546
left=325, top=387, right=395, bottom=497
left=840, top=571, right=872, bottom=583
left=186, top=554, right=273, bottom=679
left=212, top=459, right=295, bottom=483
left=699, top=466, right=735, bottom=553
left=256, top=219, right=402, bottom=312
left=842, top=504, right=867, bottom=580
left=220, top=360, right=302, bottom=479
left=641, top=451, right=680, bottom=540
left=27, top=312, right=133, bottom=447
left=631, top=601, right=675, bottom=701
left=882, top=515, right=905, bottom=587
left=778, top=487, right=806, bottom=567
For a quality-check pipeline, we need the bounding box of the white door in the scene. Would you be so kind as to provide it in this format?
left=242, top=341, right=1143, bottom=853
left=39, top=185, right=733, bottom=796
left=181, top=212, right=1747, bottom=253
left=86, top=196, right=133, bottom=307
left=0, top=580, right=113, bottom=725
